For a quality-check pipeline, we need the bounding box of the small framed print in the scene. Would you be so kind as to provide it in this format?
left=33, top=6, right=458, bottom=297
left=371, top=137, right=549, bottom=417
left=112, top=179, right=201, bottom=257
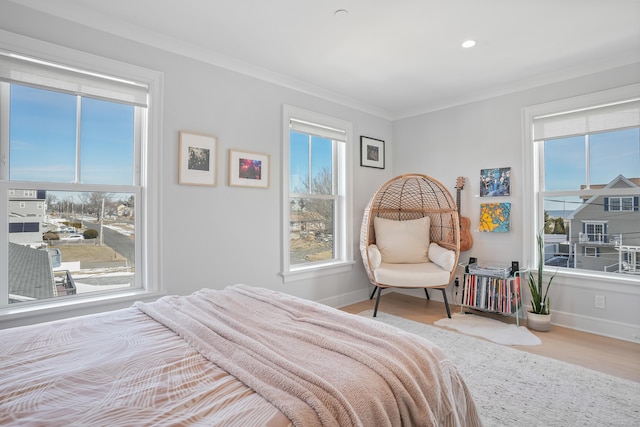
left=480, top=167, right=511, bottom=197
left=179, top=131, right=217, bottom=186
left=360, top=136, right=385, bottom=169
left=228, top=149, right=270, bottom=189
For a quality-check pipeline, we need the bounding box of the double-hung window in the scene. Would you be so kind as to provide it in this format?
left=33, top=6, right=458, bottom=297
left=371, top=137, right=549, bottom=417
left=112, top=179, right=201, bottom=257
left=0, top=40, right=162, bottom=314
left=523, top=84, right=640, bottom=278
left=281, top=105, right=353, bottom=282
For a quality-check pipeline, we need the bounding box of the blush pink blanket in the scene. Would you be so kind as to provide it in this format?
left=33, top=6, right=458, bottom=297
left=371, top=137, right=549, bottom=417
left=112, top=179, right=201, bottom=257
left=135, top=285, right=481, bottom=427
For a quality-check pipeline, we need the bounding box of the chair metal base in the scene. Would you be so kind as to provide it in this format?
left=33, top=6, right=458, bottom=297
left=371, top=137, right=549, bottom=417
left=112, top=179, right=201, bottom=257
left=372, top=287, right=451, bottom=319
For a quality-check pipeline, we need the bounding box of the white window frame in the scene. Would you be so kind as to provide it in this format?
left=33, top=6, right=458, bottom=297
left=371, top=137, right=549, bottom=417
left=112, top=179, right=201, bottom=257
left=584, top=247, right=599, bottom=257
left=583, top=221, right=607, bottom=243
left=281, top=105, right=354, bottom=282
left=608, top=196, right=635, bottom=211
left=522, top=83, right=640, bottom=286
left=0, top=30, right=164, bottom=321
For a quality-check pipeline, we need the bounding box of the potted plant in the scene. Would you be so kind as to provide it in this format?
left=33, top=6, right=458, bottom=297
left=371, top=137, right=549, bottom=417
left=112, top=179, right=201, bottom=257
left=527, top=231, right=556, bottom=331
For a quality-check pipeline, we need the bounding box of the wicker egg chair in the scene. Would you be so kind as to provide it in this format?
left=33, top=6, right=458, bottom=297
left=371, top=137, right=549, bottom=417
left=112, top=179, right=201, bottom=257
left=360, top=173, right=460, bottom=318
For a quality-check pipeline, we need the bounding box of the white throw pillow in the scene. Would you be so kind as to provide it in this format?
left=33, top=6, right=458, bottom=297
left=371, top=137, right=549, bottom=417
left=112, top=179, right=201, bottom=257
left=428, top=242, right=456, bottom=272
left=374, top=216, right=430, bottom=264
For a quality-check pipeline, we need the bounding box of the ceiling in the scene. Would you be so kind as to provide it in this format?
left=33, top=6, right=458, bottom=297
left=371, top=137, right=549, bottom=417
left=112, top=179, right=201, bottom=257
left=10, top=0, right=640, bottom=119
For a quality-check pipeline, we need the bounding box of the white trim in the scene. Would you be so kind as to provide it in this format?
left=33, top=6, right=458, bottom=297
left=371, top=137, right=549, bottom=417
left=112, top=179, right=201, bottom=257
left=0, top=30, right=164, bottom=323
left=281, top=261, right=356, bottom=284
left=522, top=83, right=640, bottom=270
left=551, top=308, right=640, bottom=344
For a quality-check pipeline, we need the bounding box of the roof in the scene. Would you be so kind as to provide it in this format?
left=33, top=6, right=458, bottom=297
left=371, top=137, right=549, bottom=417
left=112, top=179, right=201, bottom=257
left=8, top=242, right=55, bottom=301
left=569, top=175, right=639, bottom=219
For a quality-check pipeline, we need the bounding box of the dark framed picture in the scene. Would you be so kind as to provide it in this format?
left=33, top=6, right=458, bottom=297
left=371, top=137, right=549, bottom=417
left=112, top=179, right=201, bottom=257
left=228, top=149, right=270, bottom=188
left=179, top=131, right=217, bottom=186
left=360, top=136, right=385, bottom=169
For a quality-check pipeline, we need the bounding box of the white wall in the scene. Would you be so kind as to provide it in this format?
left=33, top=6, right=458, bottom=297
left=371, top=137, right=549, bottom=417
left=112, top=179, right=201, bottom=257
left=393, top=64, right=640, bottom=342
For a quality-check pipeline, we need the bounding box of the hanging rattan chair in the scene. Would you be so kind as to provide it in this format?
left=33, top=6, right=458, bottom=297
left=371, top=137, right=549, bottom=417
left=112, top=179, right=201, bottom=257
left=360, top=173, right=460, bottom=318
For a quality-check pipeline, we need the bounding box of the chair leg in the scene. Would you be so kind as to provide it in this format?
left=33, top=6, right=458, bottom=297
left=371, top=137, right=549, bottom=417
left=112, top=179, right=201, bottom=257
left=424, top=288, right=430, bottom=300
left=439, top=288, right=451, bottom=318
left=373, top=286, right=383, bottom=317
left=370, top=286, right=378, bottom=300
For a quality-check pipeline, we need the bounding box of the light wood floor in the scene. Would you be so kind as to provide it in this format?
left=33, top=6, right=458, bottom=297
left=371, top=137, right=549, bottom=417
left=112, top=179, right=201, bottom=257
left=340, top=292, right=640, bottom=383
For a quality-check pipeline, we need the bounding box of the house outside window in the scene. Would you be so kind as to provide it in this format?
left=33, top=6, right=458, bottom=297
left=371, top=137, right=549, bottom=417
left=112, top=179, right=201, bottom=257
left=281, top=105, right=353, bottom=282
left=523, top=84, right=640, bottom=278
left=0, top=40, right=162, bottom=313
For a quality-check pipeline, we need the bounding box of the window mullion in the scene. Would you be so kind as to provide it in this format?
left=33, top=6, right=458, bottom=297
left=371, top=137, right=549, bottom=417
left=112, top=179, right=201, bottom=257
left=75, top=96, right=82, bottom=184
left=584, top=134, right=590, bottom=189
left=307, top=134, right=312, bottom=193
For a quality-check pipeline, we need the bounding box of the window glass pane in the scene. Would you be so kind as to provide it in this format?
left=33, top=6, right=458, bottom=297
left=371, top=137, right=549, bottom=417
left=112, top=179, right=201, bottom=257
left=543, top=136, right=585, bottom=190
left=290, top=131, right=309, bottom=193
left=9, top=84, right=76, bottom=182
left=589, top=128, right=640, bottom=185
left=543, top=195, right=582, bottom=222
left=80, top=98, right=135, bottom=185
left=8, top=189, right=135, bottom=304
left=289, top=197, right=334, bottom=265
left=310, top=136, right=333, bottom=195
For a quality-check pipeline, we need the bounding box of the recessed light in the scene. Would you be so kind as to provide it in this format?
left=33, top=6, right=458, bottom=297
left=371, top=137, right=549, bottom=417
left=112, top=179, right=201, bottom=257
left=461, top=40, right=477, bottom=48
left=334, top=9, right=349, bottom=18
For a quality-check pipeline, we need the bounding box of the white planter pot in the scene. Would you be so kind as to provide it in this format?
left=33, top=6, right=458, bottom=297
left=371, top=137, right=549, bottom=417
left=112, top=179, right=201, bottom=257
left=527, top=312, right=552, bottom=332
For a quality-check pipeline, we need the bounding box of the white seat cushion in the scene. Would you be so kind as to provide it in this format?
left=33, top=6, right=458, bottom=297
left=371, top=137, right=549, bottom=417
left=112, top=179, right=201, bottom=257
left=372, top=262, right=450, bottom=288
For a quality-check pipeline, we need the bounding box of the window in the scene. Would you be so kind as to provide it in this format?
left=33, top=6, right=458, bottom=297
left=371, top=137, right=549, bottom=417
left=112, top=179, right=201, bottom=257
left=584, top=247, right=599, bottom=257
left=582, top=221, right=607, bottom=243
left=524, top=84, right=640, bottom=279
left=281, top=105, right=353, bottom=281
left=606, top=196, right=638, bottom=211
left=0, top=40, right=162, bottom=314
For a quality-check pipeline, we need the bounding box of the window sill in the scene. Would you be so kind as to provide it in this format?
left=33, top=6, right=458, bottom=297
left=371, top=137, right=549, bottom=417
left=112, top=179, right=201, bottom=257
left=281, top=260, right=355, bottom=283
left=551, top=268, right=640, bottom=291
left=0, top=289, right=166, bottom=327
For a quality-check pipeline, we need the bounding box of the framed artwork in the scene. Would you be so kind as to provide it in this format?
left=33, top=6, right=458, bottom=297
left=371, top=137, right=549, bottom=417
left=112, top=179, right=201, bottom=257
left=479, top=202, right=511, bottom=232
left=480, top=167, right=511, bottom=197
left=360, top=136, right=385, bottom=169
left=228, top=149, right=270, bottom=188
left=179, top=131, right=217, bottom=186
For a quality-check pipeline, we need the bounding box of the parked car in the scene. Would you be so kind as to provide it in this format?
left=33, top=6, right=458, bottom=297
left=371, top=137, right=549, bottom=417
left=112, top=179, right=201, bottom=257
left=63, top=234, right=84, bottom=241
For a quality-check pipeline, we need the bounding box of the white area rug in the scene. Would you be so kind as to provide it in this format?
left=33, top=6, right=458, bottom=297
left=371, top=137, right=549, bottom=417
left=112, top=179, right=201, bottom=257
left=434, top=312, right=541, bottom=346
left=360, top=310, right=640, bottom=427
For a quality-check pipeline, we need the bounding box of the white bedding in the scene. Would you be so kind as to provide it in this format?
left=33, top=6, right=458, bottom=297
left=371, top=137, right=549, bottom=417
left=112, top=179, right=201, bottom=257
left=1, top=285, right=482, bottom=426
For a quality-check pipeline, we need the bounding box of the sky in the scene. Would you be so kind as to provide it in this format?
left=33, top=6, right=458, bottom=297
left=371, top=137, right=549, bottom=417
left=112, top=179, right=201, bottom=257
left=289, top=131, right=333, bottom=194
left=543, top=128, right=640, bottom=212
left=9, top=84, right=134, bottom=188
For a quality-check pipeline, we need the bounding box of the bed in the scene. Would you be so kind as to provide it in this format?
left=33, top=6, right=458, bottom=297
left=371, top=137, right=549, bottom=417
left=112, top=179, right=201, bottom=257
left=0, top=284, right=481, bottom=426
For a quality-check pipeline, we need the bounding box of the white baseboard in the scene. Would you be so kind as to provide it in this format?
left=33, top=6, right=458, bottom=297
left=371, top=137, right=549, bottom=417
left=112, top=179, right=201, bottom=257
left=550, top=309, right=640, bottom=344
left=321, top=287, right=373, bottom=309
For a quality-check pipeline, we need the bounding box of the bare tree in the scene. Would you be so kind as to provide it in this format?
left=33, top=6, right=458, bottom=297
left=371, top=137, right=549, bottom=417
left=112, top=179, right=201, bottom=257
left=79, top=192, right=113, bottom=221
left=293, top=167, right=334, bottom=236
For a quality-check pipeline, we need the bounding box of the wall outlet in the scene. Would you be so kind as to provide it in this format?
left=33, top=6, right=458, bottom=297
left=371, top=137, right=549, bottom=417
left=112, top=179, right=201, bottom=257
left=594, top=295, right=606, bottom=309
